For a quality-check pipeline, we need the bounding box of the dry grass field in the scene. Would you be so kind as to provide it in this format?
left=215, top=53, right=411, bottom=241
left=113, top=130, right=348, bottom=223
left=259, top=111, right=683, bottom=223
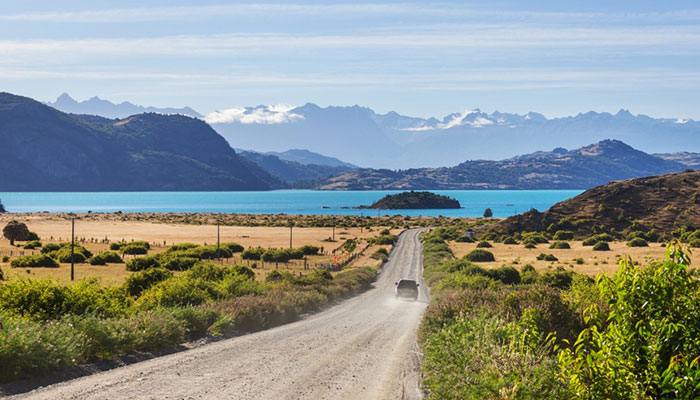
left=448, top=240, right=668, bottom=277
left=0, top=214, right=400, bottom=285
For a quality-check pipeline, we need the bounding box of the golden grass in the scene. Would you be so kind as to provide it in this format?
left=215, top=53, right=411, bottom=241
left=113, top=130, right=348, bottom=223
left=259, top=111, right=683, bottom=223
left=0, top=215, right=401, bottom=285
left=448, top=240, right=668, bottom=277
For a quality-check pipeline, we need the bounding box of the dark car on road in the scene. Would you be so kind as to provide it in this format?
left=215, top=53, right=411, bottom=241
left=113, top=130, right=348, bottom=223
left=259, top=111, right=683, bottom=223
left=395, top=279, right=419, bottom=301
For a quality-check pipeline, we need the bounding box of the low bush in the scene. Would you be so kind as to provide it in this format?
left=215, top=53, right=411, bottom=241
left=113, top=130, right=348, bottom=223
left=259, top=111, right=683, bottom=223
left=582, top=233, right=613, bottom=246
left=524, top=242, right=536, bottom=249
left=120, top=243, right=149, bottom=255
left=626, top=237, right=648, bottom=247
left=241, top=247, right=264, bottom=260
left=123, top=267, right=174, bottom=297
left=536, top=253, right=558, bottom=262
left=125, top=256, right=161, bottom=271
left=221, top=242, right=244, bottom=253
left=592, top=241, right=610, bottom=251
left=549, top=241, right=570, bottom=249
left=41, top=243, right=62, bottom=254
left=503, top=237, right=518, bottom=245
left=88, top=251, right=123, bottom=265
left=298, top=245, right=320, bottom=255
left=23, top=240, right=42, bottom=249
left=476, top=241, right=492, bottom=248
left=464, top=249, right=495, bottom=262
left=553, top=230, right=574, bottom=240
left=522, top=232, right=549, bottom=244
left=10, top=254, right=59, bottom=268
left=371, top=234, right=398, bottom=245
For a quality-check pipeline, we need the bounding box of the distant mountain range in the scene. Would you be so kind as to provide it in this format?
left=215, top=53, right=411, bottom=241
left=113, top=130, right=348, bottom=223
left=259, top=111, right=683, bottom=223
left=0, top=93, right=280, bottom=191
left=307, top=140, right=691, bottom=190
left=47, top=93, right=202, bottom=119
left=3, top=91, right=698, bottom=193
left=47, top=93, right=700, bottom=170
left=205, top=104, right=700, bottom=169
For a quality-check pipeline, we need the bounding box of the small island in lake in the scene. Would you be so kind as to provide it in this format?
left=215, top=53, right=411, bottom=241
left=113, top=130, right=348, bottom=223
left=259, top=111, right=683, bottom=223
left=358, top=191, right=461, bottom=209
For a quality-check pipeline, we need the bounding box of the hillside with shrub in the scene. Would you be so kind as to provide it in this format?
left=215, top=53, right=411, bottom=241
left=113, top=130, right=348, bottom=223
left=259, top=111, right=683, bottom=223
left=0, top=92, right=283, bottom=191
left=487, top=170, right=700, bottom=238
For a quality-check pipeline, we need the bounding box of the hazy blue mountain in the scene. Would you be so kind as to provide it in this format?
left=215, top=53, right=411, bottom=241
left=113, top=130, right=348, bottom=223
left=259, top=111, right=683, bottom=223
left=47, top=93, right=202, bottom=119
left=207, top=104, right=700, bottom=169
left=312, top=140, right=687, bottom=190
left=237, top=150, right=353, bottom=184
left=0, top=93, right=281, bottom=191
left=266, top=149, right=357, bottom=168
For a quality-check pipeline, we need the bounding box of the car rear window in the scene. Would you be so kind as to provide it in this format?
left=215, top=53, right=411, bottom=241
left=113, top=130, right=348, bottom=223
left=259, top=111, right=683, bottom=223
left=397, top=280, right=417, bottom=289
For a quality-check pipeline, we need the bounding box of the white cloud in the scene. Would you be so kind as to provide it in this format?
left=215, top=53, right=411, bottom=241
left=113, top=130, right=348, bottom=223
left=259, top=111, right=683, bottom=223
left=204, top=105, right=304, bottom=124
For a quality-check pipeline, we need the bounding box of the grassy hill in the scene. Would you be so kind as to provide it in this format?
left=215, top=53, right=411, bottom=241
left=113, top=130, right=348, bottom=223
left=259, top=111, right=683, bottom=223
left=487, top=170, right=700, bottom=237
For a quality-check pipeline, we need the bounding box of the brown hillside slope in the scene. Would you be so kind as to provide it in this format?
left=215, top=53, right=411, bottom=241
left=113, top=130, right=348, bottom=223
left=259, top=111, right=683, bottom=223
left=488, top=170, right=700, bottom=237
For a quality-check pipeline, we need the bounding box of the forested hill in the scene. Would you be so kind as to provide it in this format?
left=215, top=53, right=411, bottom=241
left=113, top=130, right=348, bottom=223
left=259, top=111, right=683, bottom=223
left=312, top=140, right=688, bottom=190
left=0, top=92, right=283, bottom=191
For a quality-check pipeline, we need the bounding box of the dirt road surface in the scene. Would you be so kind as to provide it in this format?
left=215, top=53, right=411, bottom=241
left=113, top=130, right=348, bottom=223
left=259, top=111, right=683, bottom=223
left=13, top=229, right=428, bottom=400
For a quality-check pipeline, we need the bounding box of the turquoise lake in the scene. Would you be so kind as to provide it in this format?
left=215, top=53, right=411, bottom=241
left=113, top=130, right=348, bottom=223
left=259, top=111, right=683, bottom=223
left=0, top=190, right=582, bottom=218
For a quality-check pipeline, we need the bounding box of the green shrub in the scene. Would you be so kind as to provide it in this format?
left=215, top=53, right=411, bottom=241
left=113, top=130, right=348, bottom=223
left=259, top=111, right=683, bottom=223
left=136, top=277, right=215, bottom=308
left=582, top=233, right=613, bottom=246
left=89, top=251, right=123, bottom=265
left=299, top=245, right=320, bottom=255
left=120, top=243, right=149, bottom=255
left=626, top=237, right=648, bottom=247
left=158, top=254, right=199, bottom=271
left=241, top=247, right=264, bottom=260
left=123, top=267, right=174, bottom=297
left=549, top=241, right=570, bottom=249
left=538, top=267, right=574, bottom=289
left=41, top=243, right=62, bottom=253
left=125, top=256, right=161, bottom=271
left=23, top=240, right=42, bottom=249
left=464, top=249, right=495, bottom=262
left=536, top=253, right=558, bottom=262
left=27, top=232, right=40, bottom=241
left=522, top=232, right=549, bottom=244
left=166, top=242, right=198, bottom=252
left=53, top=247, right=87, bottom=263
left=503, top=237, right=518, bottom=245
left=553, top=230, right=574, bottom=240
left=109, top=242, right=123, bottom=250
left=476, top=241, right=492, bottom=248
left=592, top=241, right=610, bottom=251
left=524, top=242, right=536, bottom=249
left=559, top=245, right=700, bottom=398
left=490, top=266, right=521, bottom=284
left=221, top=242, right=244, bottom=253
left=371, top=235, right=398, bottom=245
left=10, top=254, right=59, bottom=268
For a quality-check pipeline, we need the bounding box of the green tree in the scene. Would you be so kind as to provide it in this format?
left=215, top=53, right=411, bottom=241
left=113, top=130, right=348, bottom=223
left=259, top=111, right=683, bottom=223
left=3, top=220, right=30, bottom=245
left=0, top=198, right=6, bottom=213
left=483, top=208, right=493, bottom=218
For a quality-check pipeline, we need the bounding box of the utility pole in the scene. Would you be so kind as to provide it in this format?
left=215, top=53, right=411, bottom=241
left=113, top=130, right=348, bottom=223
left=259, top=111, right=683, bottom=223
left=332, top=218, right=336, bottom=242
left=70, top=217, right=75, bottom=281
left=289, top=220, right=293, bottom=249
left=216, top=217, right=221, bottom=262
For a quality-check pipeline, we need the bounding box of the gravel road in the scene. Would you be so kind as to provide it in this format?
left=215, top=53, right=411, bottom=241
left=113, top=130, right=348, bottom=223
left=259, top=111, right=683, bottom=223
left=13, top=229, right=428, bottom=400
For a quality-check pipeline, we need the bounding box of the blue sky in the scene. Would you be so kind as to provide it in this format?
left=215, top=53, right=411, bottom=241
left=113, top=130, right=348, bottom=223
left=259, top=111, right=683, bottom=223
left=2, top=0, right=700, bottom=119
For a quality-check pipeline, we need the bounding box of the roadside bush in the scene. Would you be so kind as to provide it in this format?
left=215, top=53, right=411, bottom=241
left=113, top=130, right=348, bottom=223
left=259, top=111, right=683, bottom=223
left=524, top=242, right=536, bottom=249
left=10, top=254, right=59, bottom=268
left=371, top=234, right=398, bottom=245
left=125, top=256, right=161, bottom=271
left=166, top=243, right=198, bottom=252
left=371, top=248, right=389, bottom=263
left=549, top=241, right=571, bottom=249
left=464, top=249, right=495, bottom=262
left=123, top=267, right=174, bottom=297
left=490, top=266, right=521, bottom=284
left=592, top=241, right=610, bottom=251
left=135, top=276, right=216, bottom=308
left=627, top=237, right=648, bottom=247
left=476, top=241, right=492, bottom=248
left=538, top=267, right=574, bottom=290
left=553, top=230, right=574, bottom=240
left=536, top=253, right=558, bottom=262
